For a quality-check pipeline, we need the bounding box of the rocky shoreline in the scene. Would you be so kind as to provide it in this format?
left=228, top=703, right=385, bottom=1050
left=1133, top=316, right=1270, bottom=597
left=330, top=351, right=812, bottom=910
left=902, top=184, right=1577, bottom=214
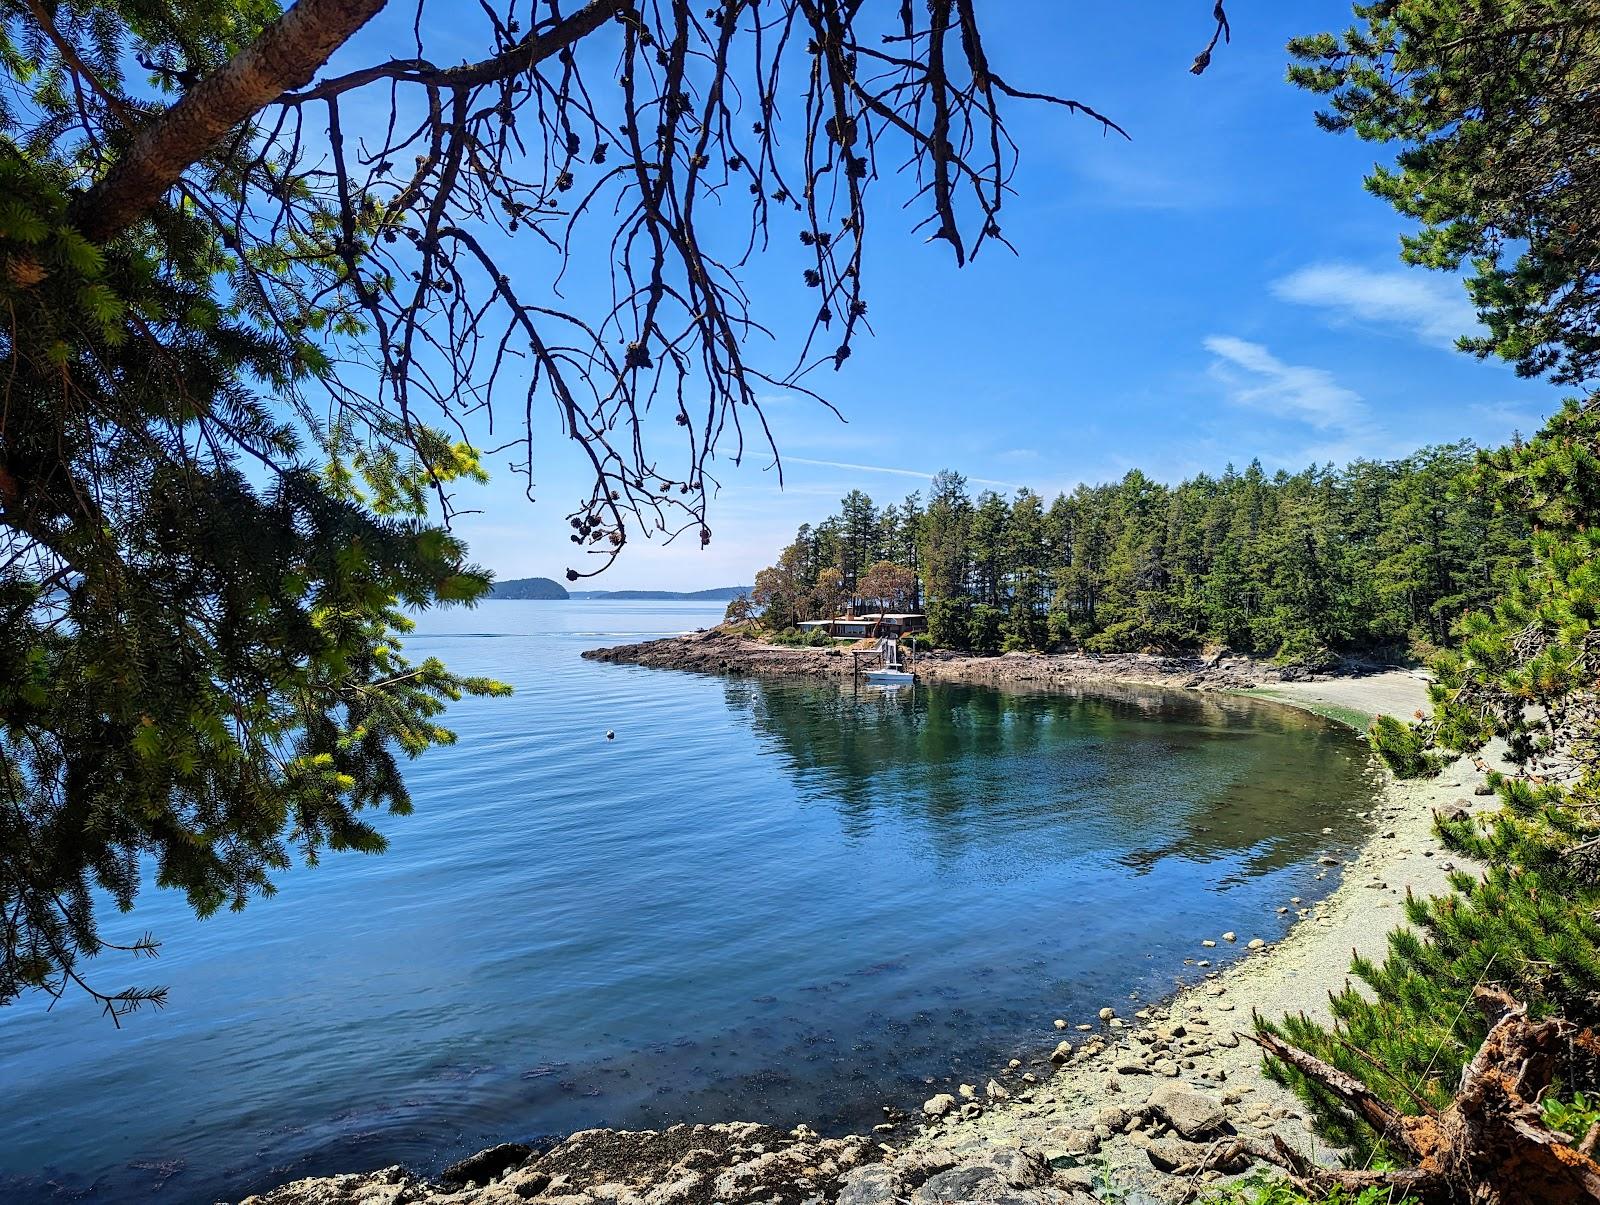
left=237, top=636, right=1496, bottom=1205
left=578, top=628, right=1296, bottom=693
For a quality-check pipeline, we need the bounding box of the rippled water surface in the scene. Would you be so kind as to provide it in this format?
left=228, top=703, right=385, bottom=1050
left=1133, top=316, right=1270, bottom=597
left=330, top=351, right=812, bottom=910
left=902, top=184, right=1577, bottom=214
left=1, top=602, right=1377, bottom=1203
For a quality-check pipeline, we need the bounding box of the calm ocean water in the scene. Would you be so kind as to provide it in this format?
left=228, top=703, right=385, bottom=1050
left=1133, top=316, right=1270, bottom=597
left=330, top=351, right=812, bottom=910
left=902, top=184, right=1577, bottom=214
left=0, top=601, right=1376, bottom=1203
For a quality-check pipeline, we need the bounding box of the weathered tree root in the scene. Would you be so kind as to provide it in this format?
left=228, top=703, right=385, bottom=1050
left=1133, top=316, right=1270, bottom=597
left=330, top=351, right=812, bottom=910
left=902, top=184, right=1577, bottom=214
left=1250, top=989, right=1600, bottom=1204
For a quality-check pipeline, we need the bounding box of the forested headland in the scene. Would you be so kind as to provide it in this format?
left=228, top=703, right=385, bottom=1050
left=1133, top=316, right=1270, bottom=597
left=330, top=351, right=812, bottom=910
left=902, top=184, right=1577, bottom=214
left=751, top=443, right=1528, bottom=664
left=488, top=576, right=571, bottom=600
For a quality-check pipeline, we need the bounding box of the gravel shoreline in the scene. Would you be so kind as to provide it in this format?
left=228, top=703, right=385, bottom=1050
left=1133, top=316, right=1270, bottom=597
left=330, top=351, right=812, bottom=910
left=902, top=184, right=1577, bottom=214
left=237, top=637, right=1501, bottom=1205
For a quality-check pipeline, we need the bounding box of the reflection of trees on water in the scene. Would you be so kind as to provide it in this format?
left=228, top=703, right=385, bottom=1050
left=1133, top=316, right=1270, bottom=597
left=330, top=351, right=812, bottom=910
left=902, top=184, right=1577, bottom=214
left=719, top=678, right=1373, bottom=877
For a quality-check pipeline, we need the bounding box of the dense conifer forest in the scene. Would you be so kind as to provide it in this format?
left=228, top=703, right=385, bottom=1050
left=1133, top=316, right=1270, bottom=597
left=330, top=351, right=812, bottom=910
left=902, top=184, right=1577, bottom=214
left=752, top=444, right=1529, bottom=663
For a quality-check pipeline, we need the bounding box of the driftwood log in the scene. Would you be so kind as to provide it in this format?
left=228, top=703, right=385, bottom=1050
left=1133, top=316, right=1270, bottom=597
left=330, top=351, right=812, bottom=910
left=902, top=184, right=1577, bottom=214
left=1250, top=989, right=1600, bottom=1204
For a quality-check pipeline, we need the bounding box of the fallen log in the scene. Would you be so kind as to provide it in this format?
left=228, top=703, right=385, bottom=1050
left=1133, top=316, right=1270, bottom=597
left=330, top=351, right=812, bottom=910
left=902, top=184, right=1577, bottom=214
left=1250, top=989, right=1600, bottom=1204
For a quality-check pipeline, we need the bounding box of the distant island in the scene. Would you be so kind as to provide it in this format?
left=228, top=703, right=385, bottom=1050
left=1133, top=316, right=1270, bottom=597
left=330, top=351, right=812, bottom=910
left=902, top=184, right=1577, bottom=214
left=487, top=576, right=570, bottom=600
left=486, top=579, right=751, bottom=601
left=568, top=586, right=752, bottom=601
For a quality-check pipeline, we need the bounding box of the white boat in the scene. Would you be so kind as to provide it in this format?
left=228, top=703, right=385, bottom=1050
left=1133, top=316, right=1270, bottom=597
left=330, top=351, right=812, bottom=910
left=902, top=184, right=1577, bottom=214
left=864, top=637, right=915, bottom=686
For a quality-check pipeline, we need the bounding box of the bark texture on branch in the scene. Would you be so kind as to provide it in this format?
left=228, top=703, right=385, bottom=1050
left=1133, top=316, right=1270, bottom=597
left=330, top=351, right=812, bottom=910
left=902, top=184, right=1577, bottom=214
left=70, top=0, right=389, bottom=242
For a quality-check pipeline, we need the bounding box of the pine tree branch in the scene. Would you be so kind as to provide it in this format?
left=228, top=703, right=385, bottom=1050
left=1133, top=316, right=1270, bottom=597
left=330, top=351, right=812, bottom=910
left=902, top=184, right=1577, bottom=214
left=69, top=0, right=390, bottom=242
left=22, top=0, right=134, bottom=122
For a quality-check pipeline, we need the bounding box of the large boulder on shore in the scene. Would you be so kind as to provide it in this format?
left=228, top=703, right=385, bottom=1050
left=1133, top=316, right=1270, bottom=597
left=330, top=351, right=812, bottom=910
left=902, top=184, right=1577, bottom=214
left=922, top=1092, right=957, bottom=1117
left=1145, top=1083, right=1228, bottom=1140
left=910, top=1149, right=1081, bottom=1205
left=1145, top=1136, right=1253, bottom=1175
left=836, top=1164, right=900, bottom=1205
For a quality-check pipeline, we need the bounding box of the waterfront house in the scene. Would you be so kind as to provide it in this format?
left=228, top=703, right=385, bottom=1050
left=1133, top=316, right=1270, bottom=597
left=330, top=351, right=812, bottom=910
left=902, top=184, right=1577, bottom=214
left=798, top=613, right=926, bottom=638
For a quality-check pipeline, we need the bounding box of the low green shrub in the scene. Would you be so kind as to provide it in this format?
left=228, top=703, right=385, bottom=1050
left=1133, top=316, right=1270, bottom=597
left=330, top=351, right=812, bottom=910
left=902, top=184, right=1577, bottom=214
left=1366, top=714, right=1443, bottom=778
left=1045, top=611, right=1076, bottom=650
left=927, top=596, right=972, bottom=649
left=1543, top=1090, right=1600, bottom=1145
left=1083, top=616, right=1147, bottom=653
left=768, top=626, right=833, bottom=647
left=1000, top=602, right=1046, bottom=651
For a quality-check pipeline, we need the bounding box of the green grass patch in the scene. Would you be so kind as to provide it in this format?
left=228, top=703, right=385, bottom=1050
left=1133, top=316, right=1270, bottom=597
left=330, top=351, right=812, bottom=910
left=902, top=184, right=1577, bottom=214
left=1201, top=1174, right=1421, bottom=1204
left=1228, top=689, right=1373, bottom=733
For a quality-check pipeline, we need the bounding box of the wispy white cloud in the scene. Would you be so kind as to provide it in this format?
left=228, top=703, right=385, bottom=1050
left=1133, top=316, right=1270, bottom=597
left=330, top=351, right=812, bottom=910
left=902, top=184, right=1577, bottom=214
left=1272, top=263, right=1478, bottom=349
left=1069, top=151, right=1230, bottom=211
left=1465, top=401, right=1551, bottom=440
left=784, top=456, right=1020, bottom=490
left=1203, top=335, right=1370, bottom=431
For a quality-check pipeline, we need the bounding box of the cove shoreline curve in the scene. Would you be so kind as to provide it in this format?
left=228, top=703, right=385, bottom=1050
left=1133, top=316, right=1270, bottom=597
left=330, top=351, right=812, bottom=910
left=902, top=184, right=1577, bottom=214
left=238, top=633, right=1498, bottom=1204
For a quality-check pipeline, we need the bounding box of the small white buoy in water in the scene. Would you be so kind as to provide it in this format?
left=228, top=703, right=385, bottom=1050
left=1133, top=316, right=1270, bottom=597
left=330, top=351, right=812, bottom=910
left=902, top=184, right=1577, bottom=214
left=605, top=730, right=615, bottom=740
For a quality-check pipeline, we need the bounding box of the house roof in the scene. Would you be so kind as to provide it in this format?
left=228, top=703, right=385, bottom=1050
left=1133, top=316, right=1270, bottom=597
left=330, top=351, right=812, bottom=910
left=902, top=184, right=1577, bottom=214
left=799, top=613, right=924, bottom=625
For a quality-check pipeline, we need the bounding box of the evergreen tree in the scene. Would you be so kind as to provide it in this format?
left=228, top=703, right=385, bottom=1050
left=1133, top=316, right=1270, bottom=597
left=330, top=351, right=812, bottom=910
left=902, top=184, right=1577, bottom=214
left=968, top=491, right=1010, bottom=608
left=1289, top=1, right=1600, bottom=385
left=836, top=490, right=880, bottom=597
left=899, top=492, right=926, bottom=611
left=921, top=471, right=973, bottom=604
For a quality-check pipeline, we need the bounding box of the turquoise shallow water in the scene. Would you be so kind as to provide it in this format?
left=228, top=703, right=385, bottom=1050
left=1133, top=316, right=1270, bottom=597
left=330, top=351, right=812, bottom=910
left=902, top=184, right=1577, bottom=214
left=0, top=601, right=1376, bottom=1203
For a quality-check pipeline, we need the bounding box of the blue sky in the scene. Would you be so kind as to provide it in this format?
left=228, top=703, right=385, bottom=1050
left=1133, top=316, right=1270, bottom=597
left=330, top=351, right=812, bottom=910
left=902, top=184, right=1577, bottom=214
left=435, top=3, right=1564, bottom=590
